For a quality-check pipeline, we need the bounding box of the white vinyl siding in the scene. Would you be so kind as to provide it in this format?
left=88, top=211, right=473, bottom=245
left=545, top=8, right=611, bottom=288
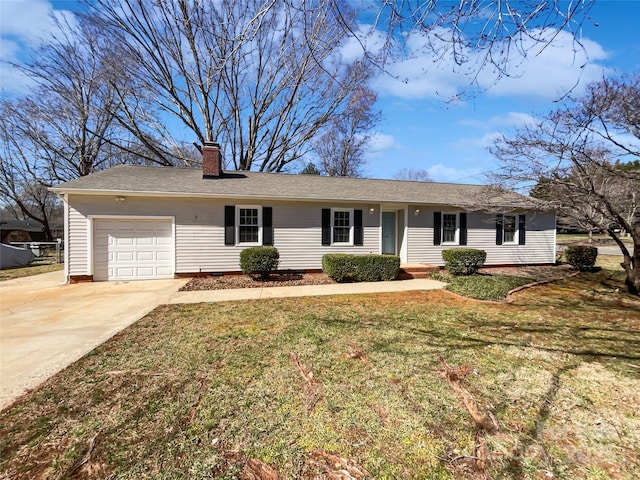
left=64, top=196, right=380, bottom=275
left=64, top=195, right=555, bottom=278
left=277, top=203, right=377, bottom=269
left=67, top=201, right=88, bottom=276
left=407, top=208, right=555, bottom=266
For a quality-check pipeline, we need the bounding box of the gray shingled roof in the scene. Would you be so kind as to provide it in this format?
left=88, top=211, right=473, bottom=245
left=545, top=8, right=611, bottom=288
left=50, top=165, right=539, bottom=209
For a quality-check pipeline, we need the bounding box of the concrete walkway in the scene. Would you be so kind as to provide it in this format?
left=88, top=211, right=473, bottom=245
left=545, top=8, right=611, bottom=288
left=169, top=278, right=445, bottom=304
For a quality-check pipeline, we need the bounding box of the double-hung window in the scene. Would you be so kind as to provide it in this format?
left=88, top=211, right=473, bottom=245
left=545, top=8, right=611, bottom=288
left=332, top=208, right=353, bottom=244
left=496, top=214, right=525, bottom=245
left=224, top=205, right=273, bottom=246
left=434, top=211, right=467, bottom=246
left=321, top=208, right=363, bottom=246
left=502, top=215, right=517, bottom=244
left=442, top=213, right=458, bottom=244
left=237, top=206, right=261, bottom=245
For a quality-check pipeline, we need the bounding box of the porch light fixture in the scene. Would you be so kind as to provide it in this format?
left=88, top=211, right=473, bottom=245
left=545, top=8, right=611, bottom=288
left=414, top=208, right=420, bottom=216
left=369, top=207, right=375, bottom=215
left=115, top=196, right=126, bottom=203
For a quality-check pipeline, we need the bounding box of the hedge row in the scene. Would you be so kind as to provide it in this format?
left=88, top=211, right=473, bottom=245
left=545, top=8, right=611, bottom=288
left=322, top=254, right=400, bottom=282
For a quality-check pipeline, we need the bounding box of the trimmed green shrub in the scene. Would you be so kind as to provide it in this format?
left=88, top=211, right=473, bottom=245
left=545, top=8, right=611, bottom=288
left=322, top=254, right=356, bottom=282
left=355, top=254, right=401, bottom=282
left=322, top=254, right=400, bottom=282
left=564, top=245, right=598, bottom=271
left=240, top=246, right=279, bottom=279
left=442, top=248, right=487, bottom=276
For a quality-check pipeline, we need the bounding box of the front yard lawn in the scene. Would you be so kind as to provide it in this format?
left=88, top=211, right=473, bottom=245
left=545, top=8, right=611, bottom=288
left=1, top=268, right=639, bottom=479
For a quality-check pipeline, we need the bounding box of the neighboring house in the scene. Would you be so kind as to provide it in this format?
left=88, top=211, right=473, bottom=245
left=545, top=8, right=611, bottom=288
left=50, top=143, right=556, bottom=282
left=0, top=219, right=46, bottom=244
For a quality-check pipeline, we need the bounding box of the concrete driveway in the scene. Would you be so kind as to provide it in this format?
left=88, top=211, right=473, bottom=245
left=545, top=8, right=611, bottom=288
left=0, top=271, right=187, bottom=410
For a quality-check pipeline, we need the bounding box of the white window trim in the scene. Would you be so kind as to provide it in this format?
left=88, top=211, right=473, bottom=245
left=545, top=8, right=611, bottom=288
left=331, top=207, right=354, bottom=246
left=502, top=214, right=519, bottom=245
left=441, top=212, right=459, bottom=246
left=236, top=205, right=263, bottom=246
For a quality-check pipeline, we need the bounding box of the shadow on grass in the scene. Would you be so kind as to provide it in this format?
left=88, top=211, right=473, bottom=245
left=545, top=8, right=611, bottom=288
left=334, top=273, right=640, bottom=364
left=504, top=363, right=580, bottom=479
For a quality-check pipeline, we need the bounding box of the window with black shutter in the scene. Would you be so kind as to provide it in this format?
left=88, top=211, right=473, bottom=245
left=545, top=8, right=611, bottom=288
left=354, top=209, right=363, bottom=246
left=321, top=208, right=331, bottom=246
left=322, top=208, right=360, bottom=246
left=224, top=205, right=235, bottom=245
left=496, top=214, right=525, bottom=245
left=459, top=212, right=467, bottom=246
left=496, top=214, right=504, bottom=245
left=263, top=207, right=273, bottom=246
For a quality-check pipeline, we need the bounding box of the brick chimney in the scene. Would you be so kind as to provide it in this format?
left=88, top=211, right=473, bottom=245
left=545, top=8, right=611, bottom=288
left=202, top=142, right=222, bottom=178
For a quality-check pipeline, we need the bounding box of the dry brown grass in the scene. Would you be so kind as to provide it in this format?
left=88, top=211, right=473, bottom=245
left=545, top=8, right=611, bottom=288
left=0, top=262, right=63, bottom=281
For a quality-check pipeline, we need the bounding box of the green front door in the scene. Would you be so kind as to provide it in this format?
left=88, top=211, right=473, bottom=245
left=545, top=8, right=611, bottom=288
left=382, top=211, right=396, bottom=255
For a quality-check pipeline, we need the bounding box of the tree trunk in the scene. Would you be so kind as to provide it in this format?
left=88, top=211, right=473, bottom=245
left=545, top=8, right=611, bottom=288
left=621, top=225, right=640, bottom=295
left=622, top=254, right=640, bottom=296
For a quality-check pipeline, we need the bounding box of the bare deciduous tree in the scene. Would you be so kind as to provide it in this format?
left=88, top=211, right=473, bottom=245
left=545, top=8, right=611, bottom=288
left=0, top=15, right=178, bottom=238
left=393, top=168, right=433, bottom=182
left=313, top=73, right=380, bottom=177
left=90, top=0, right=373, bottom=172
left=88, top=1, right=593, bottom=172
left=491, top=75, right=640, bottom=294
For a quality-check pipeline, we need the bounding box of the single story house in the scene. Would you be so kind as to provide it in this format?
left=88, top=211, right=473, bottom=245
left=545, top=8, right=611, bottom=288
left=50, top=143, right=556, bottom=282
left=0, top=219, right=46, bottom=244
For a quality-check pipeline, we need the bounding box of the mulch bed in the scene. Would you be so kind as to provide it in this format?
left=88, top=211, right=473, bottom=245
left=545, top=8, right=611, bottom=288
left=180, top=265, right=576, bottom=291
left=180, top=272, right=337, bottom=291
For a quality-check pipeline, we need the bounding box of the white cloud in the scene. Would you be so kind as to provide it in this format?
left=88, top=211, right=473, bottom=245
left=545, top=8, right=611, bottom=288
left=426, top=163, right=485, bottom=183
left=459, top=111, right=537, bottom=129
left=366, top=132, right=399, bottom=154
left=455, top=132, right=502, bottom=150
left=338, top=24, right=386, bottom=63
left=0, top=0, right=76, bottom=94
left=0, top=0, right=71, bottom=45
left=490, top=112, right=537, bottom=127
left=370, top=26, right=609, bottom=102
left=371, top=27, right=468, bottom=100
left=477, top=30, right=609, bottom=100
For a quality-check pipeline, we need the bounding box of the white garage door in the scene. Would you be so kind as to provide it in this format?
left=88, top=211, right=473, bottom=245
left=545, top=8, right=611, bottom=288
left=93, top=219, right=174, bottom=281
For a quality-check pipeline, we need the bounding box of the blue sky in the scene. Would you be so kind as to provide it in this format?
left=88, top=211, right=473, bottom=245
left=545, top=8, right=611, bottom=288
left=1, top=0, right=639, bottom=183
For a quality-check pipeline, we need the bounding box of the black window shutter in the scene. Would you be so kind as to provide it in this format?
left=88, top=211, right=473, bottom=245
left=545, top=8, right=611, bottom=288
left=263, top=207, right=273, bottom=246
left=496, top=214, right=503, bottom=245
left=224, top=205, right=235, bottom=245
left=354, top=209, right=363, bottom=246
left=433, top=211, right=442, bottom=246
left=459, top=212, right=467, bottom=246
left=518, top=214, right=526, bottom=245
left=321, top=208, right=331, bottom=246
